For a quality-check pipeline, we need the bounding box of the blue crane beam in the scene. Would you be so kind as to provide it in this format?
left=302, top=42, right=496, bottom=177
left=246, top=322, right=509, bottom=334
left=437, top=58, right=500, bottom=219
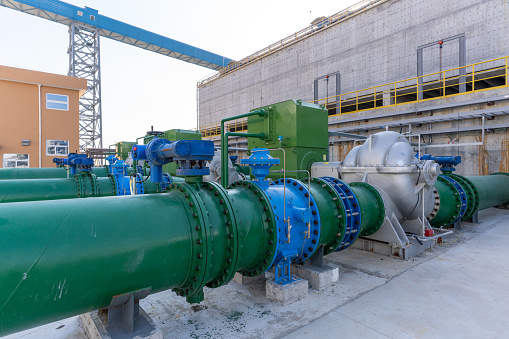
left=0, top=0, right=233, bottom=70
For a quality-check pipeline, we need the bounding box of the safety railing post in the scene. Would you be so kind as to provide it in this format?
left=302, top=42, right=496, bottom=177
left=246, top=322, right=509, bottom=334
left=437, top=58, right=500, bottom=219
left=442, top=70, right=445, bottom=97
left=394, top=82, right=397, bottom=105
left=506, top=57, right=508, bottom=87
left=472, top=64, right=475, bottom=91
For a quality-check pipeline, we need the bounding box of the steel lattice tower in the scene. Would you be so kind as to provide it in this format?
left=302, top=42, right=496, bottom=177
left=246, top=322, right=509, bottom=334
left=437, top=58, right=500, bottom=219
left=68, top=21, right=102, bottom=151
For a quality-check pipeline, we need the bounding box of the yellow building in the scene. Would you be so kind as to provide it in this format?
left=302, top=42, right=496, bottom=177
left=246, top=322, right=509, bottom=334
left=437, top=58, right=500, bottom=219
left=0, top=65, right=87, bottom=168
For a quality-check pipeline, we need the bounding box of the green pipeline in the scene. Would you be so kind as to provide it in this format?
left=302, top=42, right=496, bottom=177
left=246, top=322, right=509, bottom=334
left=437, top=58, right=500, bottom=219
left=0, top=174, right=161, bottom=203
left=430, top=173, right=509, bottom=226
left=0, top=167, right=110, bottom=180
left=0, top=175, right=384, bottom=335
left=308, top=179, right=384, bottom=256
left=0, top=181, right=274, bottom=335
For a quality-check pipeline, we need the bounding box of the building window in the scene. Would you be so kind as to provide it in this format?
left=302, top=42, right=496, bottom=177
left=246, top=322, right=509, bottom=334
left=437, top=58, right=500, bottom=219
left=46, top=140, right=69, bottom=156
left=3, top=153, right=29, bottom=168
left=46, top=93, right=69, bottom=111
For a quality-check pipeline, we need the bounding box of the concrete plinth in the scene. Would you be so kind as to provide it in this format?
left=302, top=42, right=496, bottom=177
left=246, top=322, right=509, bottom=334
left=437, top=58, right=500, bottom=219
left=293, top=264, right=339, bottom=290
left=265, top=278, right=308, bottom=305
left=79, top=307, right=162, bottom=339
left=233, top=272, right=266, bottom=285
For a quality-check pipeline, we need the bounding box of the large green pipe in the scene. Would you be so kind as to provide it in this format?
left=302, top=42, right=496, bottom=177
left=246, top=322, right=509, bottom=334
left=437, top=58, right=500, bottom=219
left=0, top=166, right=110, bottom=180
left=350, top=183, right=385, bottom=237
left=465, top=173, right=509, bottom=211
left=0, top=180, right=272, bottom=335
left=430, top=173, right=509, bottom=227
left=0, top=174, right=161, bottom=203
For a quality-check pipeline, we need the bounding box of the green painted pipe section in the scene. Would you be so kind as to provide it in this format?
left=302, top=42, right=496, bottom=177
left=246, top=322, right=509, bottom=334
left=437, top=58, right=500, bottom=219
left=350, top=183, right=385, bottom=237
left=465, top=173, right=509, bottom=211
left=226, top=184, right=276, bottom=275
left=0, top=173, right=170, bottom=203
left=0, top=167, right=110, bottom=180
left=0, top=179, right=278, bottom=335
left=0, top=193, right=194, bottom=335
left=309, top=178, right=345, bottom=255
left=0, top=174, right=117, bottom=203
left=429, top=177, right=462, bottom=227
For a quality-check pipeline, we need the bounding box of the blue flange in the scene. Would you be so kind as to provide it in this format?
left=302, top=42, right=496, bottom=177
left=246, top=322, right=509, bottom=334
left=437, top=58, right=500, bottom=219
left=439, top=175, right=467, bottom=223
left=321, top=177, right=362, bottom=251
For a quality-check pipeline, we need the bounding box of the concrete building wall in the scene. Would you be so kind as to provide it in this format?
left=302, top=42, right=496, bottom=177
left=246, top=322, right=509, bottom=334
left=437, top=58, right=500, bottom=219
left=198, top=0, right=509, bottom=177
left=0, top=65, right=86, bottom=168
left=198, top=0, right=509, bottom=126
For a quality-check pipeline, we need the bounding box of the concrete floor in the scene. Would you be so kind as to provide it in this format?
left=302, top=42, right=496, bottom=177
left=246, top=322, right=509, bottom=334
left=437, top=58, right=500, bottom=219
left=5, top=208, right=509, bottom=339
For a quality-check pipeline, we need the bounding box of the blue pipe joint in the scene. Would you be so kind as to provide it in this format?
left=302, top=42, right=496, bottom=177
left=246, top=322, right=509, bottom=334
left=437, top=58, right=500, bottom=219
left=110, top=160, right=130, bottom=177
left=161, top=173, right=172, bottom=192
left=253, top=178, right=321, bottom=269
left=439, top=175, right=467, bottom=223
left=241, top=148, right=280, bottom=183
left=321, top=177, right=362, bottom=251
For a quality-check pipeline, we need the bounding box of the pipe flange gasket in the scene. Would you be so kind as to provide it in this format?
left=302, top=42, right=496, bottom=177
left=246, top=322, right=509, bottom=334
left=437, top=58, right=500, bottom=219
left=272, top=178, right=321, bottom=263
left=229, top=180, right=278, bottom=277
left=444, top=174, right=475, bottom=220
left=443, top=174, right=479, bottom=220
left=75, top=174, right=84, bottom=198
left=439, top=175, right=467, bottom=224
left=90, top=173, right=99, bottom=197
left=450, top=174, right=479, bottom=220
left=321, top=177, right=362, bottom=251
left=350, top=182, right=385, bottom=237
left=108, top=174, right=117, bottom=196
left=310, top=177, right=346, bottom=255
left=202, top=181, right=240, bottom=289
left=168, top=182, right=211, bottom=298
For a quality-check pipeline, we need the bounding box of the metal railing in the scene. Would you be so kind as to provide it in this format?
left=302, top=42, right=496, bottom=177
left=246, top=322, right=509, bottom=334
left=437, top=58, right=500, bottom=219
left=199, top=118, right=248, bottom=139
left=198, top=56, right=509, bottom=138
left=315, top=56, right=509, bottom=117
left=197, top=0, right=387, bottom=88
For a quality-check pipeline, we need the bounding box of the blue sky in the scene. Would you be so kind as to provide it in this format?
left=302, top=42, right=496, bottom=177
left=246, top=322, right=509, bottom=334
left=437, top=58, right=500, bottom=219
left=0, top=0, right=358, bottom=146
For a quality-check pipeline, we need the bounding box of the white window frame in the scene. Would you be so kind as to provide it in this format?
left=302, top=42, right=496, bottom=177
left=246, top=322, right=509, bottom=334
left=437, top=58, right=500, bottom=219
left=46, top=140, right=69, bottom=156
left=46, top=93, right=69, bottom=111
left=3, top=153, right=29, bottom=168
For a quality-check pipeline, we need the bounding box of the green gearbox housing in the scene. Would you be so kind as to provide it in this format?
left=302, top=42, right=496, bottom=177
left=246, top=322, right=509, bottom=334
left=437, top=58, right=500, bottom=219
left=247, top=99, right=329, bottom=180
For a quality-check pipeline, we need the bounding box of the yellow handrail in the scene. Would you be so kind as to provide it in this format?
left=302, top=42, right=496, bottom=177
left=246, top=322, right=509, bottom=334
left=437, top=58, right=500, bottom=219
left=198, top=55, right=509, bottom=138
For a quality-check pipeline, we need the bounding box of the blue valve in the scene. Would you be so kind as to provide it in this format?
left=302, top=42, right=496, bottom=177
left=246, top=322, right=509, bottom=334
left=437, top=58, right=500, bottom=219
left=420, top=154, right=461, bottom=172
left=131, top=138, right=214, bottom=183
